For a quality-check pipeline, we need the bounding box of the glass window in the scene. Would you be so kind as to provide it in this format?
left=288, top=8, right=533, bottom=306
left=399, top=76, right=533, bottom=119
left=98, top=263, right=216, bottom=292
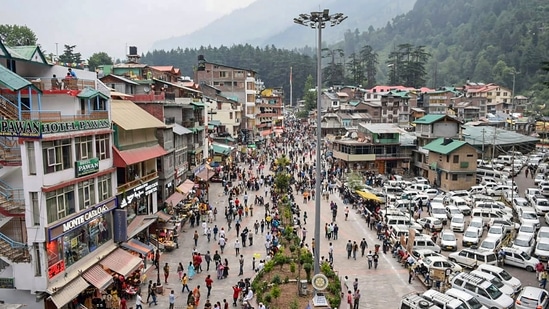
left=42, top=139, right=72, bottom=174
left=95, top=134, right=110, bottom=160
left=78, top=180, right=96, bottom=209
left=98, top=174, right=112, bottom=202
left=453, top=155, right=459, bottom=163
left=46, top=186, right=76, bottom=223
left=30, top=192, right=40, bottom=226
left=27, top=142, right=36, bottom=175
left=75, top=136, right=93, bottom=161
left=46, top=213, right=112, bottom=276
left=34, top=243, right=41, bottom=277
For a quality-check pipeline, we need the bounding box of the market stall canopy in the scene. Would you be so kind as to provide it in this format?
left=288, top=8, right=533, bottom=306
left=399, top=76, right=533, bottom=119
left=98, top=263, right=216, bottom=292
left=127, top=215, right=157, bottom=239
left=48, top=277, right=89, bottom=308
left=82, top=264, right=113, bottom=290
left=355, top=190, right=381, bottom=202
left=176, top=179, right=195, bottom=194
left=100, top=248, right=142, bottom=277
left=121, top=238, right=154, bottom=256
left=165, top=191, right=185, bottom=205
left=196, top=165, right=214, bottom=181
left=155, top=210, right=172, bottom=222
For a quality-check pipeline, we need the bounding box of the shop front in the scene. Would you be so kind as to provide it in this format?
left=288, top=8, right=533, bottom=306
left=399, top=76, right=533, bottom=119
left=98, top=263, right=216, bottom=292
left=118, top=178, right=159, bottom=222
left=46, top=198, right=117, bottom=279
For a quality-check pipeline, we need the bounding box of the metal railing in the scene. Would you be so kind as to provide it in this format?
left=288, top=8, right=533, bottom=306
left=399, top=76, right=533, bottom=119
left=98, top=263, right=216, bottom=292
left=0, top=232, right=26, bottom=249
left=132, top=93, right=166, bottom=102
left=0, top=179, right=25, bottom=209
left=117, top=171, right=158, bottom=194
left=0, top=95, right=19, bottom=119
left=24, top=77, right=96, bottom=91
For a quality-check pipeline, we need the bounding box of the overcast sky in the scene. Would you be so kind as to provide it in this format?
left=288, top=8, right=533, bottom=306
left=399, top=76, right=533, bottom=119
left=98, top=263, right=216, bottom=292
left=2, top=0, right=256, bottom=60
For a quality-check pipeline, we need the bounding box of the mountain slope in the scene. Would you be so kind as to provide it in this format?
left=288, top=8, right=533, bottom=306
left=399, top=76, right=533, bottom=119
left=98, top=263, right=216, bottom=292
left=152, top=0, right=416, bottom=50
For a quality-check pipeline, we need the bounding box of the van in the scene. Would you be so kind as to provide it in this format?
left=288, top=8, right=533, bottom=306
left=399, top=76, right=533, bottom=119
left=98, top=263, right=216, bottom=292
left=471, top=208, right=505, bottom=224
left=408, top=183, right=431, bottom=192
left=410, top=235, right=441, bottom=253
left=449, top=197, right=471, bottom=216
left=422, top=290, right=468, bottom=309
left=470, top=270, right=515, bottom=297
left=449, top=272, right=514, bottom=309
left=468, top=186, right=485, bottom=195
left=385, top=186, right=403, bottom=197
left=445, top=288, right=488, bottom=309
left=476, top=264, right=522, bottom=293
left=497, top=155, right=514, bottom=166
left=394, top=200, right=413, bottom=212
left=386, top=216, right=423, bottom=232
left=386, top=194, right=398, bottom=206
left=399, top=293, right=442, bottom=309
left=448, top=248, right=498, bottom=269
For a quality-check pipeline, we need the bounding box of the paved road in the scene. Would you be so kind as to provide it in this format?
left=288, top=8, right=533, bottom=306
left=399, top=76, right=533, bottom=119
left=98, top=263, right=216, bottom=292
left=144, top=165, right=424, bottom=309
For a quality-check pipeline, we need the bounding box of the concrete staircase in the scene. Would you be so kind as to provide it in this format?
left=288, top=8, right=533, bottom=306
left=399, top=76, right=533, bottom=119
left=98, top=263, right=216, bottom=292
left=0, top=95, right=19, bottom=120
left=0, top=238, right=30, bottom=263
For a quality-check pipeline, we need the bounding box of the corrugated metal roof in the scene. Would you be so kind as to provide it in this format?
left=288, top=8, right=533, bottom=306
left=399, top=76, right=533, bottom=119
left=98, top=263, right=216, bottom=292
left=6, top=45, right=48, bottom=64
left=77, top=88, right=109, bottom=100
left=359, top=123, right=400, bottom=134
left=173, top=123, right=192, bottom=135
left=414, top=114, right=446, bottom=124
left=106, top=74, right=138, bottom=85
left=48, top=277, right=89, bottom=308
left=423, top=138, right=468, bottom=155
left=0, top=64, right=33, bottom=91
left=111, top=99, right=166, bottom=130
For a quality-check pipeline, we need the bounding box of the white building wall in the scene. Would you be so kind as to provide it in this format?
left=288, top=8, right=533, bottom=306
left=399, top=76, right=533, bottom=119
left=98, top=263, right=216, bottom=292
left=433, top=122, right=459, bottom=138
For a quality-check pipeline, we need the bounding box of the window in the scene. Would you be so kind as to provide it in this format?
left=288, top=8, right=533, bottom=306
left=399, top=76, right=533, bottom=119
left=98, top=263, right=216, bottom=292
left=98, top=174, right=112, bottom=202
left=30, top=192, right=40, bottom=226
left=78, top=180, right=96, bottom=208
left=464, top=282, right=476, bottom=292
left=42, top=139, right=72, bottom=174
left=219, top=71, right=227, bottom=78
left=27, top=142, right=36, bottom=175
left=453, top=155, right=459, bottom=163
left=75, top=136, right=93, bottom=161
left=34, top=243, right=41, bottom=277
left=467, top=154, right=474, bottom=157
left=452, top=174, right=458, bottom=181
left=46, top=186, right=75, bottom=223
left=95, top=134, right=110, bottom=160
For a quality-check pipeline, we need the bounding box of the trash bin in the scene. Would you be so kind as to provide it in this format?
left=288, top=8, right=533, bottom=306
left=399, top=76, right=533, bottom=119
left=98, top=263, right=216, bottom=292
left=156, top=283, right=164, bottom=295
left=299, top=280, right=308, bottom=296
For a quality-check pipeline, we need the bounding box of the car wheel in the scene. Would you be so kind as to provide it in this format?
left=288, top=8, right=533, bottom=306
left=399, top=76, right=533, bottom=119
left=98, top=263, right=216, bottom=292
left=526, top=265, right=534, bottom=272
left=449, top=257, right=456, bottom=263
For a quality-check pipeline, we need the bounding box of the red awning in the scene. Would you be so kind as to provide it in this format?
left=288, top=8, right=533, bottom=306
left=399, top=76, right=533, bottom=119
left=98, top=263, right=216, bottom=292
left=196, top=166, right=213, bottom=181
left=82, top=265, right=113, bottom=290
left=100, top=248, right=142, bottom=276
left=113, top=145, right=167, bottom=167
left=176, top=179, right=195, bottom=194
left=261, top=130, right=272, bottom=136
left=121, top=239, right=154, bottom=256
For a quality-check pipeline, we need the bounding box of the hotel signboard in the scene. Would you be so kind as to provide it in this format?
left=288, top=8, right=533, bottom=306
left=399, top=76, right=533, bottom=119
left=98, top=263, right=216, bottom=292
left=0, top=119, right=110, bottom=138
left=75, top=158, right=100, bottom=177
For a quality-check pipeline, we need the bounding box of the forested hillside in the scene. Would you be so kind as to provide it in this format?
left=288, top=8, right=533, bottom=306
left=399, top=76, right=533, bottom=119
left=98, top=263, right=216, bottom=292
left=142, top=0, right=549, bottom=105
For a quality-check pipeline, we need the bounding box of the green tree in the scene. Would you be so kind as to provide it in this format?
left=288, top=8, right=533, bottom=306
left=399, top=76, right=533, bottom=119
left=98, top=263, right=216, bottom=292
left=346, top=53, right=365, bottom=86
left=322, top=48, right=345, bottom=86
left=58, top=45, right=82, bottom=64
left=303, top=75, right=317, bottom=112
left=360, top=45, right=378, bottom=88
left=0, top=24, right=37, bottom=46
left=88, top=52, right=113, bottom=71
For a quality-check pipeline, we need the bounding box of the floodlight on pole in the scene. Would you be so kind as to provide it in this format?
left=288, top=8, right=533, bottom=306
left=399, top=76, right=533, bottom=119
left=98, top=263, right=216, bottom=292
left=294, top=9, right=347, bottom=277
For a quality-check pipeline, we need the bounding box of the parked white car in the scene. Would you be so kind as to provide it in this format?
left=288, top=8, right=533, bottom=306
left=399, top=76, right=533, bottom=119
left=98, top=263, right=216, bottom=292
left=512, top=233, right=536, bottom=255
left=450, top=214, right=465, bottom=233
left=462, top=227, right=481, bottom=247
left=519, top=208, right=540, bottom=229
left=518, top=223, right=537, bottom=239
left=420, top=256, right=463, bottom=273
left=440, top=230, right=458, bottom=251
left=501, top=247, right=539, bottom=272
left=538, top=226, right=549, bottom=242
left=535, top=238, right=549, bottom=261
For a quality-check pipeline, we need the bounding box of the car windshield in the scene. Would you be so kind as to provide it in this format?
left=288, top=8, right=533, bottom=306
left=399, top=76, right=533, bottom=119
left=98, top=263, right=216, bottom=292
left=490, top=277, right=504, bottom=288
left=432, top=208, right=446, bottom=214
left=485, top=284, right=503, bottom=299
left=470, top=221, right=482, bottom=228
left=464, top=230, right=477, bottom=237
left=466, top=298, right=483, bottom=309
left=540, top=231, right=549, bottom=238
left=514, top=239, right=531, bottom=247
left=523, top=213, right=538, bottom=219
left=452, top=217, right=464, bottom=223
left=520, top=251, right=532, bottom=260
left=519, top=296, right=540, bottom=307
left=481, top=241, right=495, bottom=249
left=442, top=234, right=456, bottom=241
left=489, top=227, right=502, bottom=234
left=538, top=242, right=549, bottom=251
left=521, top=225, right=536, bottom=233
left=498, top=270, right=512, bottom=281
left=450, top=208, right=460, bottom=213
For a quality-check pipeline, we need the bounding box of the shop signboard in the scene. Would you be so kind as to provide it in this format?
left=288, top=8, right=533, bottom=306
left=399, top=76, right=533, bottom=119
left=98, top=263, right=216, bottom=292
left=41, top=119, right=110, bottom=135
left=0, top=278, right=14, bottom=289
left=0, top=119, right=41, bottom=137
left=75, top=157, right=100, bottom=177
left=47, top=198, right=117, bottom=241
left=118, top=180, right=159, bottom=208
left=48, top=260, right=65, bottom=279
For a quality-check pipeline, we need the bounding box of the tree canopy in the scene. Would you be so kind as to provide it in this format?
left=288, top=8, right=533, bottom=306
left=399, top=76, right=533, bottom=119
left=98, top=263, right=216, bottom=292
left=88, top=52, right=113, bottom=71
left=0, top=24, right=37, bottom=46
left=58, top=44, right=82, bottom=64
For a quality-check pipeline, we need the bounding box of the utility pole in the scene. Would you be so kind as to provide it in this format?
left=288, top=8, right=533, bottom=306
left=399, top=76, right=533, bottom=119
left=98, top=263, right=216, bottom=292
left=510, top=70, right=520, bottom=114
left=481, top=128, right=486, bottom=161
left=491, top=126, right=497, bottom=160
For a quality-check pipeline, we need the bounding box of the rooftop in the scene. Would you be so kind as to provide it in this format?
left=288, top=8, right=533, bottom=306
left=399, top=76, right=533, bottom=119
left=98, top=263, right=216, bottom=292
left=423, top=138, right=469, bottom=155
left=359, top=123, right=400, bottom=134
left=462, top=125, right=539, bottom=146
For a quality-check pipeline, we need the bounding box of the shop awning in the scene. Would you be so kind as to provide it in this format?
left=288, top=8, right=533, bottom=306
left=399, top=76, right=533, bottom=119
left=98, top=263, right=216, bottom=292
left=176, top=179, right=195, bottom=194
left=261, top=130, right=272, bottom=137
left=113, top=145, right=168, bottom=167
left=355, top=190, right=381, bottom=202
left=100, top=248, right=143, bottom=277
left=48, top=277, right=90, bottom=308
left=165, top=191, right=185, bottom=205
left=155, top=210, right=172, bottom=222
left=196, top=166, right=213, bottom=181
left=127, top=215, right=157, bottom=239
left=82, top=265, right=113, bottom=291
left=121, top=238, right=154, bottom=256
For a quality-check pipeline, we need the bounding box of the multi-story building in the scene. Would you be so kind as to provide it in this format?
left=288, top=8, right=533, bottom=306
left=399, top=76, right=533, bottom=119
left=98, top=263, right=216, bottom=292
left=195, top=56, right=257, bottom=134
left=423, top=88, right=463, bottom=115
left=256, top=88, right=284, bottom=137
left=423, top=138, right=477, bottom=191
left=200, top=84, right=241, bottom=137
left=0, top=41, right=124, bottom=306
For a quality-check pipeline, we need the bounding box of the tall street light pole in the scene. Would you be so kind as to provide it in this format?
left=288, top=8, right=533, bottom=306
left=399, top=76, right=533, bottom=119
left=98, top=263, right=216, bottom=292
left=294, top=9, right=347, bottom=276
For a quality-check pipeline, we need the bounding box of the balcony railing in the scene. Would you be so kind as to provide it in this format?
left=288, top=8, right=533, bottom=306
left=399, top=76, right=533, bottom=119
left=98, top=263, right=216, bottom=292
left=132, top=93, right=166, bottom=102
left=24, top=77, right=96, bottom=91
left=117, top=171, right=158, bottom=194
left=21, top=110, right=109, bottom=122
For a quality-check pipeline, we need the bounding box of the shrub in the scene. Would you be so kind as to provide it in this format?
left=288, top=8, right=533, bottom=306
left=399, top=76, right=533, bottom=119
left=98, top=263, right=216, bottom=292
left=303, top=263, right=313, bottom=281
left=290, top=299, right=299, bottom=309
left=284, top=276, right=289, bottom=283
left=264, top=260, right=275, bottom=272
left=327, top=295, right=341, bottom=309
left=263, top=294, right=272, bottom=304
left=271, top=274, right=282, bottom=285
left=270, top=285, right=281, bottom=301
left=289, top=244, right=296, bottom=253
left=290, top=262, right=296, bottom=273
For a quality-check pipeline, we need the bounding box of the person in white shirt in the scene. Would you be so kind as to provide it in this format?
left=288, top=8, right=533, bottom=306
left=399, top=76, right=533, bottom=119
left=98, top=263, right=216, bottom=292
left=243, top=289, right=254, bottom=302
left=258, top=302, right=266, bottom=309
left=135, top=293, right=143, bottom=309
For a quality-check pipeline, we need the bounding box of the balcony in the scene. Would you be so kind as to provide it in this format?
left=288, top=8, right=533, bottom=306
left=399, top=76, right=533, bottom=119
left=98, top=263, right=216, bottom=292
left=21, top=110, right=108, bottom=122
left=24, top=77, right=96, bottom=92
left=132, top=93, right=166, bottom=102
left=117, top=171, right=158, bottom=194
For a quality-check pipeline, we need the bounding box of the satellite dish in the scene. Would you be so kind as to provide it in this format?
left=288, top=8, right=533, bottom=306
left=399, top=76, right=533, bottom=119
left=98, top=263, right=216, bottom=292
left=144, top=87, right=150, bottom=93
left=351, top=132, right=358, bottom=139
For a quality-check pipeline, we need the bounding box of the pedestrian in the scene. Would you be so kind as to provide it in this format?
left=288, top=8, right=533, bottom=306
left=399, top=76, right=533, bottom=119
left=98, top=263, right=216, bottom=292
left=352, top=278, right=358, bottom=292
left=302, top=227, right=307, bottom=243
left=207, top=227, right=212, bottom=242
left=344, top=206, right=350, bottom=221
left=177, top=262, right=184, bottom=281
left=303, top=211, right=307, bottom=225
left=541, top=271, right=548, bottom=289
left=146, top=280, right=153, bottom=303
left=346, top=290, right=353, bottom=309
left=205, top=251, right=212, bottom=271
left=204, top=299, right=212, bottom=309
left=188, top=261, right=196, bottom=280
left=239, top=255, right=244, bottom=276
left=163, top=263, right=170, bottom=284
left=328, top=242, right=334, bottom=263
left=205, top=274, right=213, bottom=298
left=408, top=267, right=414, bottom=284
left=169, top=290, right=176, bottom=309
left=223, top=299, right=229, bottom=309
left=193, top=230, right=199, bottom=247
left=149, top=283, right=157, bottom=306
left=360, top=238, right=368, bottom=257
left=367, top=251, right=373, bottom=269
left=218, top=236, right=226, bottom=254
left=234, top=239, right=241, bottom=256
left=373, top=252, right=379, bottom=269
left=346, top=240, right=352, bottom=259
left=135, top=293, right=143, bottom=309
left=213, top=225, right=219, bottom=240
left=352, top=241, right=358, bottom=260
left=181, top=273, right=191, bottom=292
left=252, top=257, right=256, bottom=271
left=353, top=290, right=361, bottom=309
left=232, top=284, right=242, bottom=306
left=192, top=285, right=201, bottom=308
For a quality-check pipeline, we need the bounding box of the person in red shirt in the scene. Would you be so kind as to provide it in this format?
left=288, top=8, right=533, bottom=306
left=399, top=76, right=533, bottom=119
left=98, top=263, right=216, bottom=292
left=205, top=275, right=213, bottom=298
left=232, top=285, right=242, bottom=306
left=120, top=296, right=127, bottom=309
